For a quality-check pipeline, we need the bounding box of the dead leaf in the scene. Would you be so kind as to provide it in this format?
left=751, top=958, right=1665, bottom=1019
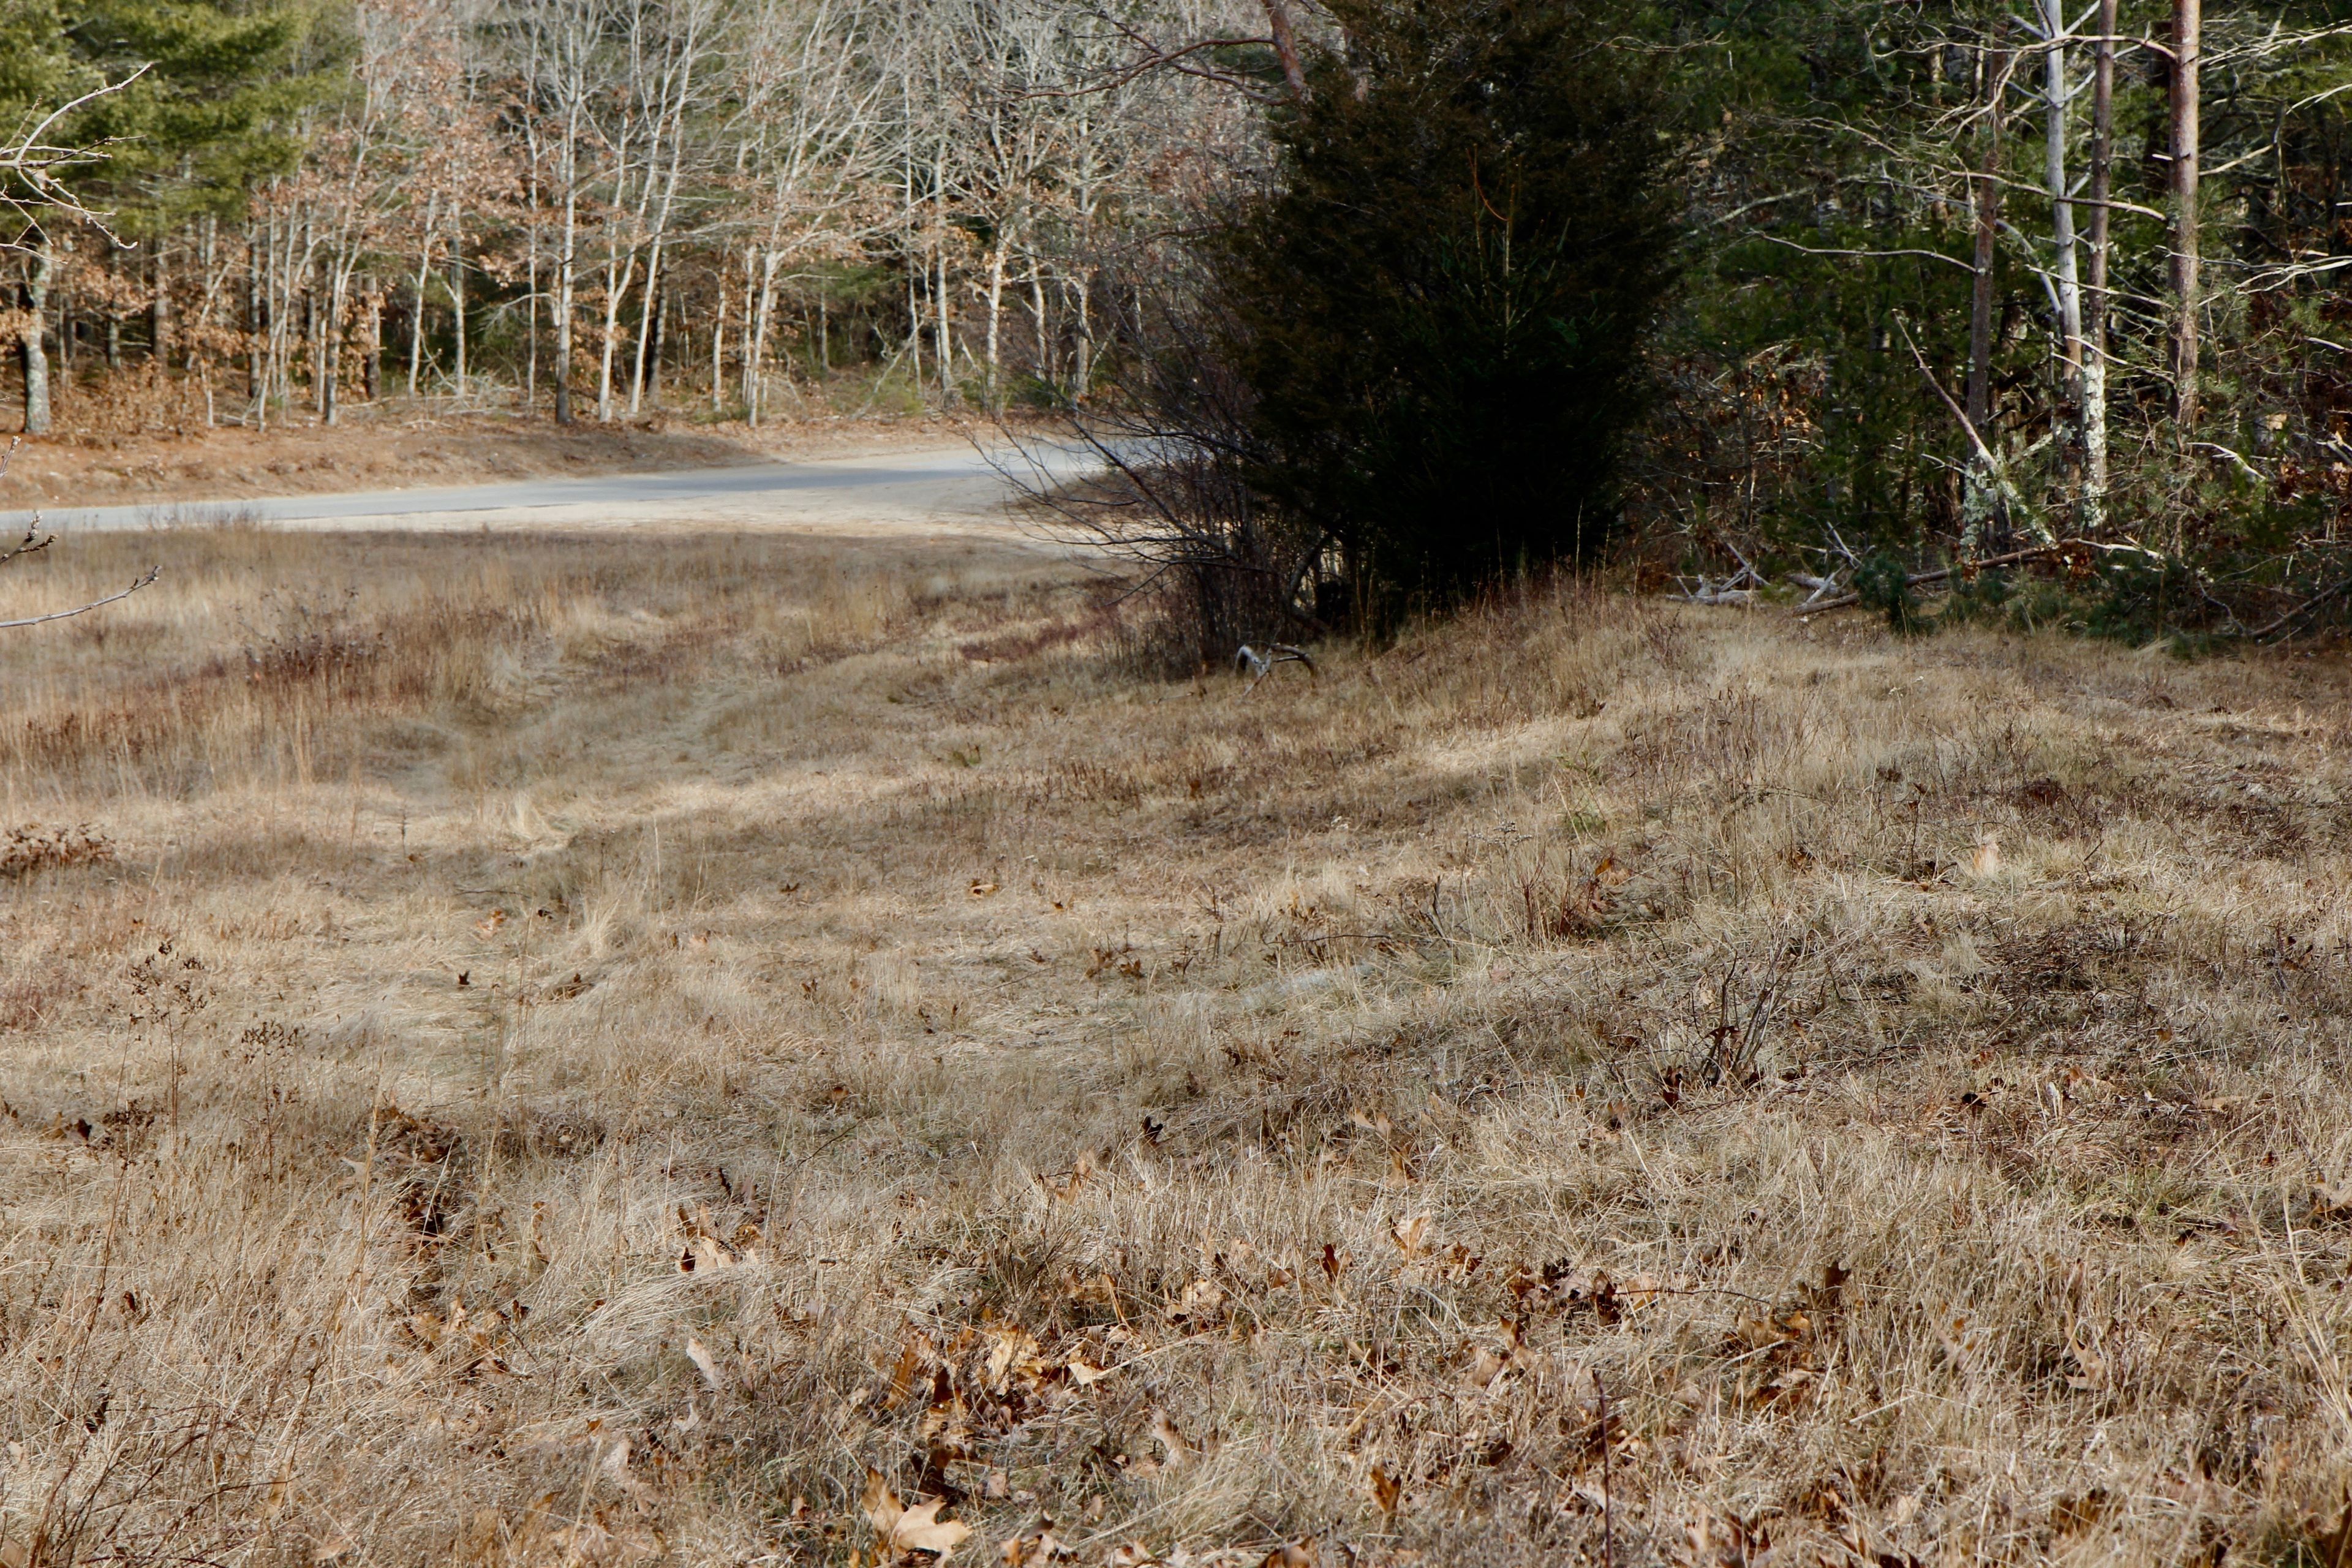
left=1170, top=1276, right=1226, bottom=1324
left=1969, top=831, right=2002, bottom=877
left=968, top=881, right=1001, bottom=899
left=1261, top=1540, right=1319, bottom=1568
left=883, top=1336, right=932, bottom=1408
left=311, top=1537, right=353, bottom=1564
left=1102, top=1545, right=1152, bottom=1568
left=1041, top=1154, right=1093, bottom=1202
left=679, top=1233, right=737, bottom=1273
left=2065, top=1321, right=2110, bottom=1392
left=1592, top=854, right=1634, bottom=888
left=982, top=1325, right=1047, bottom=1395
left=1150, top=1409, right=1194, bottom=1470
left=862, top=1469, right=973, bottom=1562
left=1065, top=1357, right=1114, bottom=1387
left=684, top=1335, right=722, bottom=1391
left=1390, top=1214, right=1430, bottom=1261
left=1370, top=1462, right=1402, bottom=1519
left=473, top=909, right=508, bottom=938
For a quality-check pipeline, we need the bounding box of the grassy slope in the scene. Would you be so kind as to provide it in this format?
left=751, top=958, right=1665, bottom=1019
left=2, top=525, right=2350, bottom=1566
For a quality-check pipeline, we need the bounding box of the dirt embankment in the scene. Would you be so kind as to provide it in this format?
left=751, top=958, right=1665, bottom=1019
left=0, top=407, right=974, bottom=511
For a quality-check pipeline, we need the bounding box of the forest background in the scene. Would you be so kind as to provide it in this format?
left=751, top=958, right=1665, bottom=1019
left=3, top=0, right=2351, bottom=636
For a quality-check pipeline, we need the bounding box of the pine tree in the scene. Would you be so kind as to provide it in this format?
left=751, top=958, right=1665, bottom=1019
left=62, top=0, right=319, bottom=234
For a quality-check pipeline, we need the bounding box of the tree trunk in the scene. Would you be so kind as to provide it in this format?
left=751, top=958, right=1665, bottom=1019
left=321, top=269, right=340, bottom=428
left=984, top=238, right=1006, bottom=408
left=595, top=252, right=635, bottom=422
left=2169, top=0, right=2201, bottom=431
left=150, top=246, right=170, bottom=369
left=246, top=226, right=262, bottom=405
left=553, top=77, right=586, bottom=428
left=195, top=214, right=221, bottom=421
left=526, top=160, right=539, bottom=417
left=628, top=239, right=663, bottom=415
left=747, top=249, right=778, bottom=428
left=1965, top=45, right=2008, bottom=548
left=1027, top=266, right=1050, bottom=393
left=408, top=222, right=435, bottom=398
left=711, top=277, right=725, bottom=412
left=646, top=282, right=665, bottom=407
left=933, top=244, right=954, bottom=398
left=556, top=189, right=576, bottom=426
left=2083, top=0, right=2116, bottom=527
left=362, top=287, right=382, bottom=402
left=21, top=244, right=51, bottom=435
left=739, top=247, right=757, bottom=417
left=450, top=232, right=467, bottom=401
left=2040, top=0, right=2084, bottom=447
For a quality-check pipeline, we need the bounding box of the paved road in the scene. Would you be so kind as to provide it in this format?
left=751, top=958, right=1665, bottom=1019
left=2, top=440, right=1087, bottom=537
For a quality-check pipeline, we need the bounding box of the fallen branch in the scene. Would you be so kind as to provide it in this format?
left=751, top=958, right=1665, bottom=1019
left=1675, top=559, right=1768, bottom=605
left=1792, top=543, right=2066, bottom=614
left=1790, top=571, right=1845, bottom=609
left=1235, top=642, right=1316, bottom=688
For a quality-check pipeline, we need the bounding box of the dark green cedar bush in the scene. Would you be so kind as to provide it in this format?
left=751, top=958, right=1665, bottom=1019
left=1210, top=0, right=1678, bottom=628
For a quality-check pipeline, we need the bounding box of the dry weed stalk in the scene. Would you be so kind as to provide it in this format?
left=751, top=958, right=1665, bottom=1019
left=0, top=527, right=2349, bottom=1564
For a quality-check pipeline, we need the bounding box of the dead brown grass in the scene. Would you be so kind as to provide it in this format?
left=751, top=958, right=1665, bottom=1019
left=4, top=524, right=2352, bottom=1568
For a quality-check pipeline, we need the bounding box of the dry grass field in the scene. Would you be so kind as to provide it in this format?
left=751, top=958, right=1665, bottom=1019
left=5, top=520, right=2352, bottom=1567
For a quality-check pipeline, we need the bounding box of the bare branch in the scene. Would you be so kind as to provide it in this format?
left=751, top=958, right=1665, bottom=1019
left=0, top=567, right=160, bottom=631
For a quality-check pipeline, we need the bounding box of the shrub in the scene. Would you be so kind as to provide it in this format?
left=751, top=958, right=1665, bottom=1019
left=1210, top=0, right=1679, bottom=628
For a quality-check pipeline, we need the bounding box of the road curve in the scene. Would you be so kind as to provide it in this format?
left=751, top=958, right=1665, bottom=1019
left=2, top=440, right=1085, bottom=538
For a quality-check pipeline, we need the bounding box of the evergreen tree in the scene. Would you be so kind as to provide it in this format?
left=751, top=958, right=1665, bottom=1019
left=62, top=0, right=319, bottom=234
left=1212, top=0, right=1679, bottom=623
